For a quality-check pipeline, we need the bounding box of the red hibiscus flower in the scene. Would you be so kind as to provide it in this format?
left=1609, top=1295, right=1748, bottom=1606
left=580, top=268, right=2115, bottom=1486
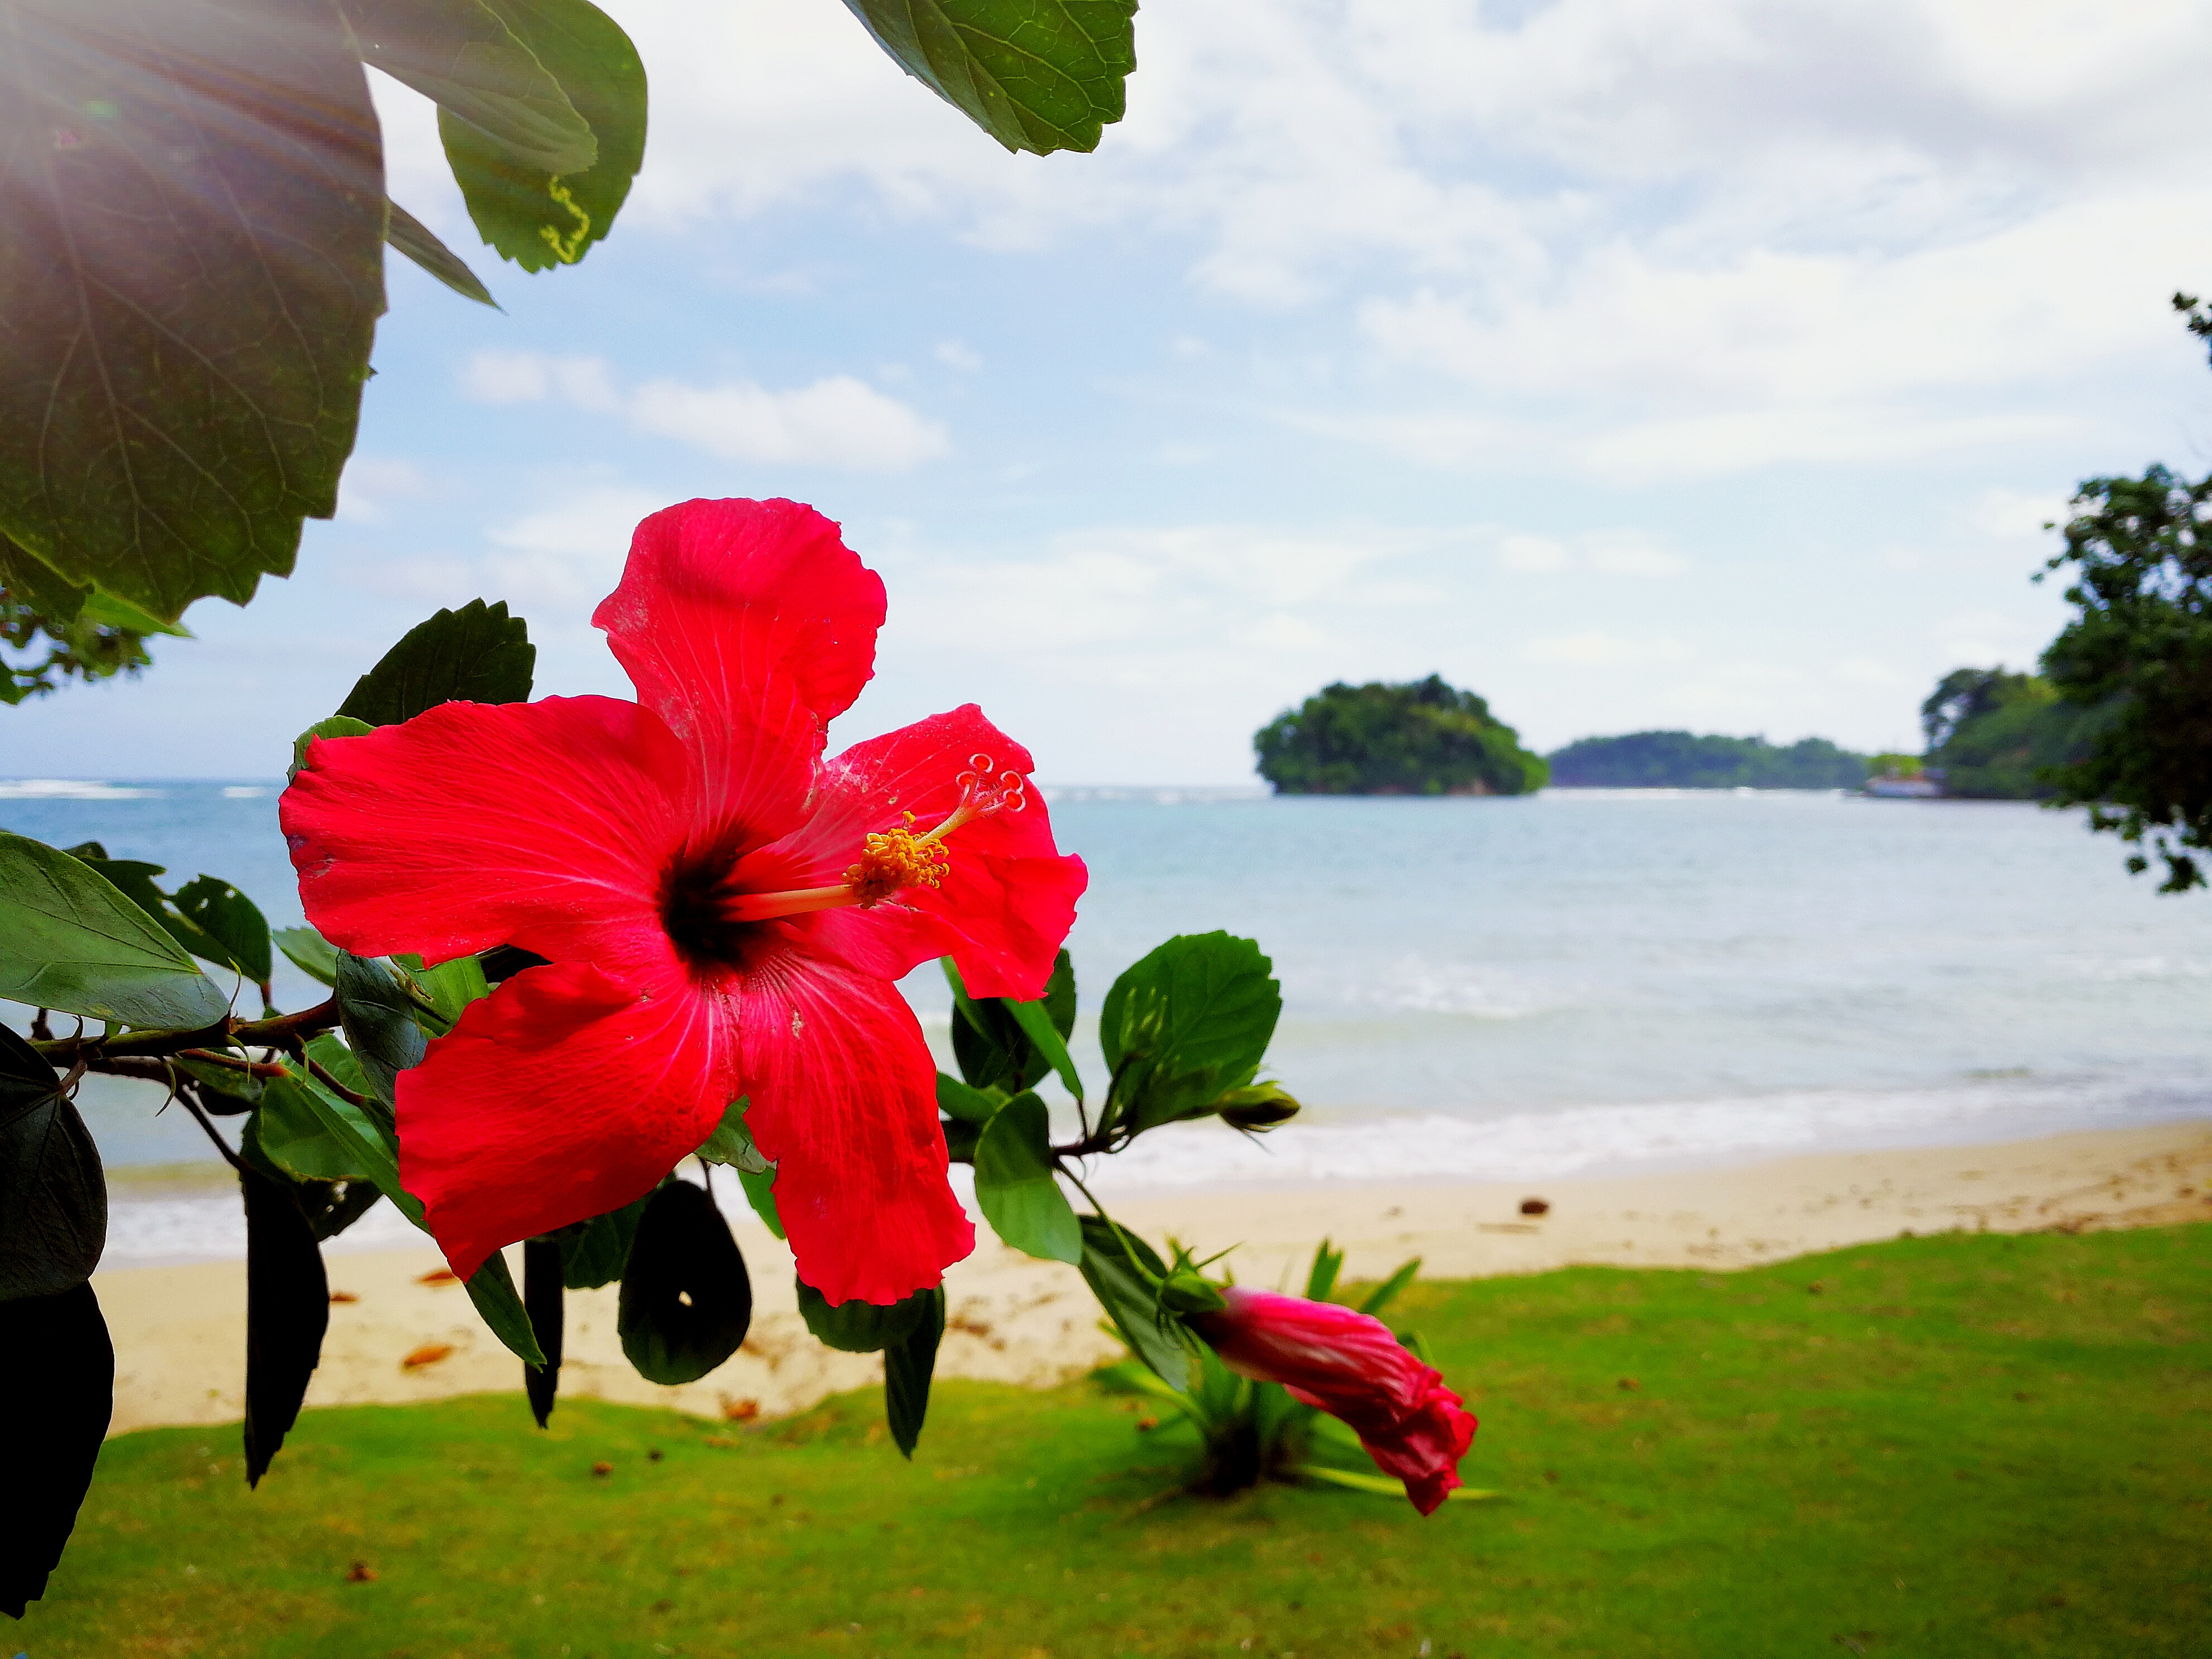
left=281, top=498, right=1086, bottom=1305
left=1195, top=1287, right=1477, bottom=1514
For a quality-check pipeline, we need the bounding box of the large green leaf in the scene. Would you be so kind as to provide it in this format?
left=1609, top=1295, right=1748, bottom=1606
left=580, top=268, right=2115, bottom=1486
left=0, top=1281, right=112, bottom=1619
left=972, top=1091, right=1080, bottom=1264
left=1099, top=933, right=1280, bottom=1135
left=0, top=0, right=385, bottom=624
left=274, top=925, right=341, bottom=987
left=342, top=0, right=594, bottom=174
left=1076, top=1214, right=1188, bottom=1390
left=0, top=1025, right=105, bottom=1301
left=555, top=1191, right=650, bottom=1289
left=334, top=598, right=534, bottom=725
left=841, top=0, right=1136, bottom=156
left=944, top=956, right=1060, bottom=1094
left=239, top=1165, right=328, bottom=1486
left=172, top=876, right=273, bottom=987
left=884, top=1286, right=945, bottom=1459
left=617, top=1182, right=751, bottom=1385
left=694, top=1096, right=772, bottom=1174
left=0, top=832, right=229, bottom=1029
left=440, top=0, right=646, bottom=271
left=69, top=853, right=235, bottom=970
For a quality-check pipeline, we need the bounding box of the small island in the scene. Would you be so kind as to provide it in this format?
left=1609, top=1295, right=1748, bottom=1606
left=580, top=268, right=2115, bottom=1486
left=1546, top=731, right=1869, bottom=789
left=1254, top=675, right=1549, bottom=795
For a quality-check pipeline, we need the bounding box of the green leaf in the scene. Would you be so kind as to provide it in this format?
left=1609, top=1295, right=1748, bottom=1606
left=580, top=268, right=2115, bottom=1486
left=695, top=1096, right=772, bottom=1174
left=795, top=1277, right=932, bottom=1354
left=239, top=1165, right=328, bottom=1485
left=303, top=1032, right=371, bottom=1100
left=439, top=0, right=646, bottom=271
left=384, top=197, right=497, bottom=307
left=290, top=716, right=375, bottom=783
left=935, top=1071, right=1004, bottom=1125
left=334, top=598, right=534, bottom=725
left=0, top=0, right=385, bottom=624
left=464, top=1248, right=545, bottom=1369
left=840, top=0, right=1136, bottom=156
left=884, top=1286, right=946, bottom=1459
left=274, top=926, right=341, bottom=988
left=0, top=832, right=229, bottom=1029
left=556, top=1192, right=649, bottom=1289
left=972, top=1092, right=1080, bottom=1264
left=1006, top=949, right=1083, bottom=1102
left=1357, top=1258, right=1422, bottom=1319
left=0, top=1280, right=113, bottom=1619
left=343, top=0, right=595, bottom=173
left=68, top=853, right=235, bottom=970
left=617, top=1182, right=753, bottom=1385
left=1291, top=1462, right=1501, bottom=1502
left=944, top=957, right=1056, bottom=1094
left=249, top=1071, right=370, bottom=1183
left=333, top=951, right=428, bottom=1106
left=1099, top=933, right=1280, bottom=1136
left=523, top=1236, right=564, bottom=1427
left=1305, top=1238, right=1343, bottom=1303
left=737, top=1167, right=784, bottom=1240
left=172, top=876, right=274, bottom=987
left=0, top=1025, right=105, bottom=1301
left=1076, top=1214, right=1189, bottom=1390
left=396, top=950, right=489, bottom=1029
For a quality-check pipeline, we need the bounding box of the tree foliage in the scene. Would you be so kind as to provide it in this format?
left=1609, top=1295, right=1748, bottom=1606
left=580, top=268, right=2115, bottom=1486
left=2035, top=460, right=2212, bottom=890
left=1916, top=667, right=2099, bottom=802
left=1254, top=676, right=1548, bottom=797
left=1546, top=731, right=1867, bottom=789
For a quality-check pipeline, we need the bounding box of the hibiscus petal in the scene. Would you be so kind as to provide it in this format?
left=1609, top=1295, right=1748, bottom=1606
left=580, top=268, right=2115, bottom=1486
left=734, top=946, right=974, bottom=1306
left=396, top=962, right=739, bottom=1278
left=594, top=498, right=886, bottom=836
left=282, top=697, right=692, bottom=984
left=740, top=704, right=1088, bottom=1000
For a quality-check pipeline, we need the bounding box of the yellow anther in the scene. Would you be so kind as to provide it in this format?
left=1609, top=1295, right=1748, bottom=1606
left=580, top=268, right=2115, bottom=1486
left=842, top=811, right=949, bottom=906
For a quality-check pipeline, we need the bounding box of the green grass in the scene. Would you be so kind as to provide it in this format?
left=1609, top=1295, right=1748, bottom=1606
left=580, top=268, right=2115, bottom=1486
left=17, top=1225, right=2209, bottom=1658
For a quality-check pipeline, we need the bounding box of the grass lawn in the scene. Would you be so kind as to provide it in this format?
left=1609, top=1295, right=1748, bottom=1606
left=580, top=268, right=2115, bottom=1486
left=16, top=1225, right=2208, bottom=1658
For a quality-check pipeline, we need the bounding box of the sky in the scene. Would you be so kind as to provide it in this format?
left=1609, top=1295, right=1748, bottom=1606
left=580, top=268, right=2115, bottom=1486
left=13, top=0, right=2212, bottom=783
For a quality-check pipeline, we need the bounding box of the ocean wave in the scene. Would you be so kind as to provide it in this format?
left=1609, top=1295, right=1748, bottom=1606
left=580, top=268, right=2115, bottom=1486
left=0, top=778, right=164, bottom=800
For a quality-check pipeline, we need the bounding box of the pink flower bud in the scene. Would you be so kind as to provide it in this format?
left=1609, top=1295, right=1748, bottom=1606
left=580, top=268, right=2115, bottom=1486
left=1194, top=1287, right=1476, bottom=1515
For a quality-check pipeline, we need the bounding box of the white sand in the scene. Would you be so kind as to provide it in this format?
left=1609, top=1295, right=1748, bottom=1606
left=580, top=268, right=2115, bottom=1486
left=93, top=1119, right=2212, bottom=1435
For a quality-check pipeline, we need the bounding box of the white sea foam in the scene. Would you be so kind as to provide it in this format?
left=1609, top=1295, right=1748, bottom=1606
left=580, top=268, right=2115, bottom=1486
left=221, top=785, right=270, bottom=799
left=0, top=778, right=163, bottom=800
left=1355, top=957, right=1570, bottom=1019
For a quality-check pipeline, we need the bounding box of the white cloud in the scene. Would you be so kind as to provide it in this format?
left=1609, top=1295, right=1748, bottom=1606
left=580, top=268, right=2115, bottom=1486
left=1968, top=486, right=2072, bottom=541
left=935, top=340, right=983, bottom=372
left=1522, top=631, right=1694, bottom=667
left=335, top=456, right=430, bottom=524
left=1496, top=530, right=1684, bottom=576
left=459, top=351, right=948, bottom=471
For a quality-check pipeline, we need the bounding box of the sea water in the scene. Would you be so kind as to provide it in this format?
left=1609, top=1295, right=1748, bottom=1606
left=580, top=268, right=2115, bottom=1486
left=6, top=779, right=2207, bottom=1263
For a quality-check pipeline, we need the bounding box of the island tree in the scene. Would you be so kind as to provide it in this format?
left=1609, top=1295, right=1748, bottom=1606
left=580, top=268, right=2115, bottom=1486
left=1254, top=675, right=1547, bottom=795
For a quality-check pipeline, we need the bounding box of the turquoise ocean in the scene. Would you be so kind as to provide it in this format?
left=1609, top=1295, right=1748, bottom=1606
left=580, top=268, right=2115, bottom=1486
left=7, top=779, right=2207, bottom=1264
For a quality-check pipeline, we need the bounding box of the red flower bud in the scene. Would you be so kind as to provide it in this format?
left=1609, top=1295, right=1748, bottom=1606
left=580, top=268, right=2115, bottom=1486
left=1194, top=1287, right=1476, bottom=1515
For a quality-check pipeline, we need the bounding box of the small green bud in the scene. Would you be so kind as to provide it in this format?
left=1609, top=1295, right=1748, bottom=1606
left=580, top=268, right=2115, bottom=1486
left=1215, top=1081, right=1301, bottom=1131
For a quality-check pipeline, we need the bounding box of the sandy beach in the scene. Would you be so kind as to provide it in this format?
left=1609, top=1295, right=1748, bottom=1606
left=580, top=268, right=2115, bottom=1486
left=93, top=1119, right=2212, bottom=1436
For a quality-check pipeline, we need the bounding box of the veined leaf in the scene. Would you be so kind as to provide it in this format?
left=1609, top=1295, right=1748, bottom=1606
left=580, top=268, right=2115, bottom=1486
left=333, top=950, right=428, bottom=1105
left=973, top=1092, right=1080, bottom=1264
left=274, top=925, right=341, bottom=987
left=172, top=876, right=273, bottom=987
left=1100, top=932, right=1280, bottom=1136
left=695, top=1097, right=772, bottom=1174
left=1076, top=1214, right=1189, bottom=1390
left=0, top=832, right=229, bottom=1029
left=795, top=1277, right=932, bottom=1354
left=0, top=0, right=385, bottom=623
left=934, top=1071, right=1003, bottom=1124
left=345, top=0, right=594, bottom=174
left=334, top=597, right=533, bottom=725
left=0, top=1025, right=105, bottom=1301
left=841, top=0, right=1136, bottom=156
left=440, top=0, right=646, bottom=271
